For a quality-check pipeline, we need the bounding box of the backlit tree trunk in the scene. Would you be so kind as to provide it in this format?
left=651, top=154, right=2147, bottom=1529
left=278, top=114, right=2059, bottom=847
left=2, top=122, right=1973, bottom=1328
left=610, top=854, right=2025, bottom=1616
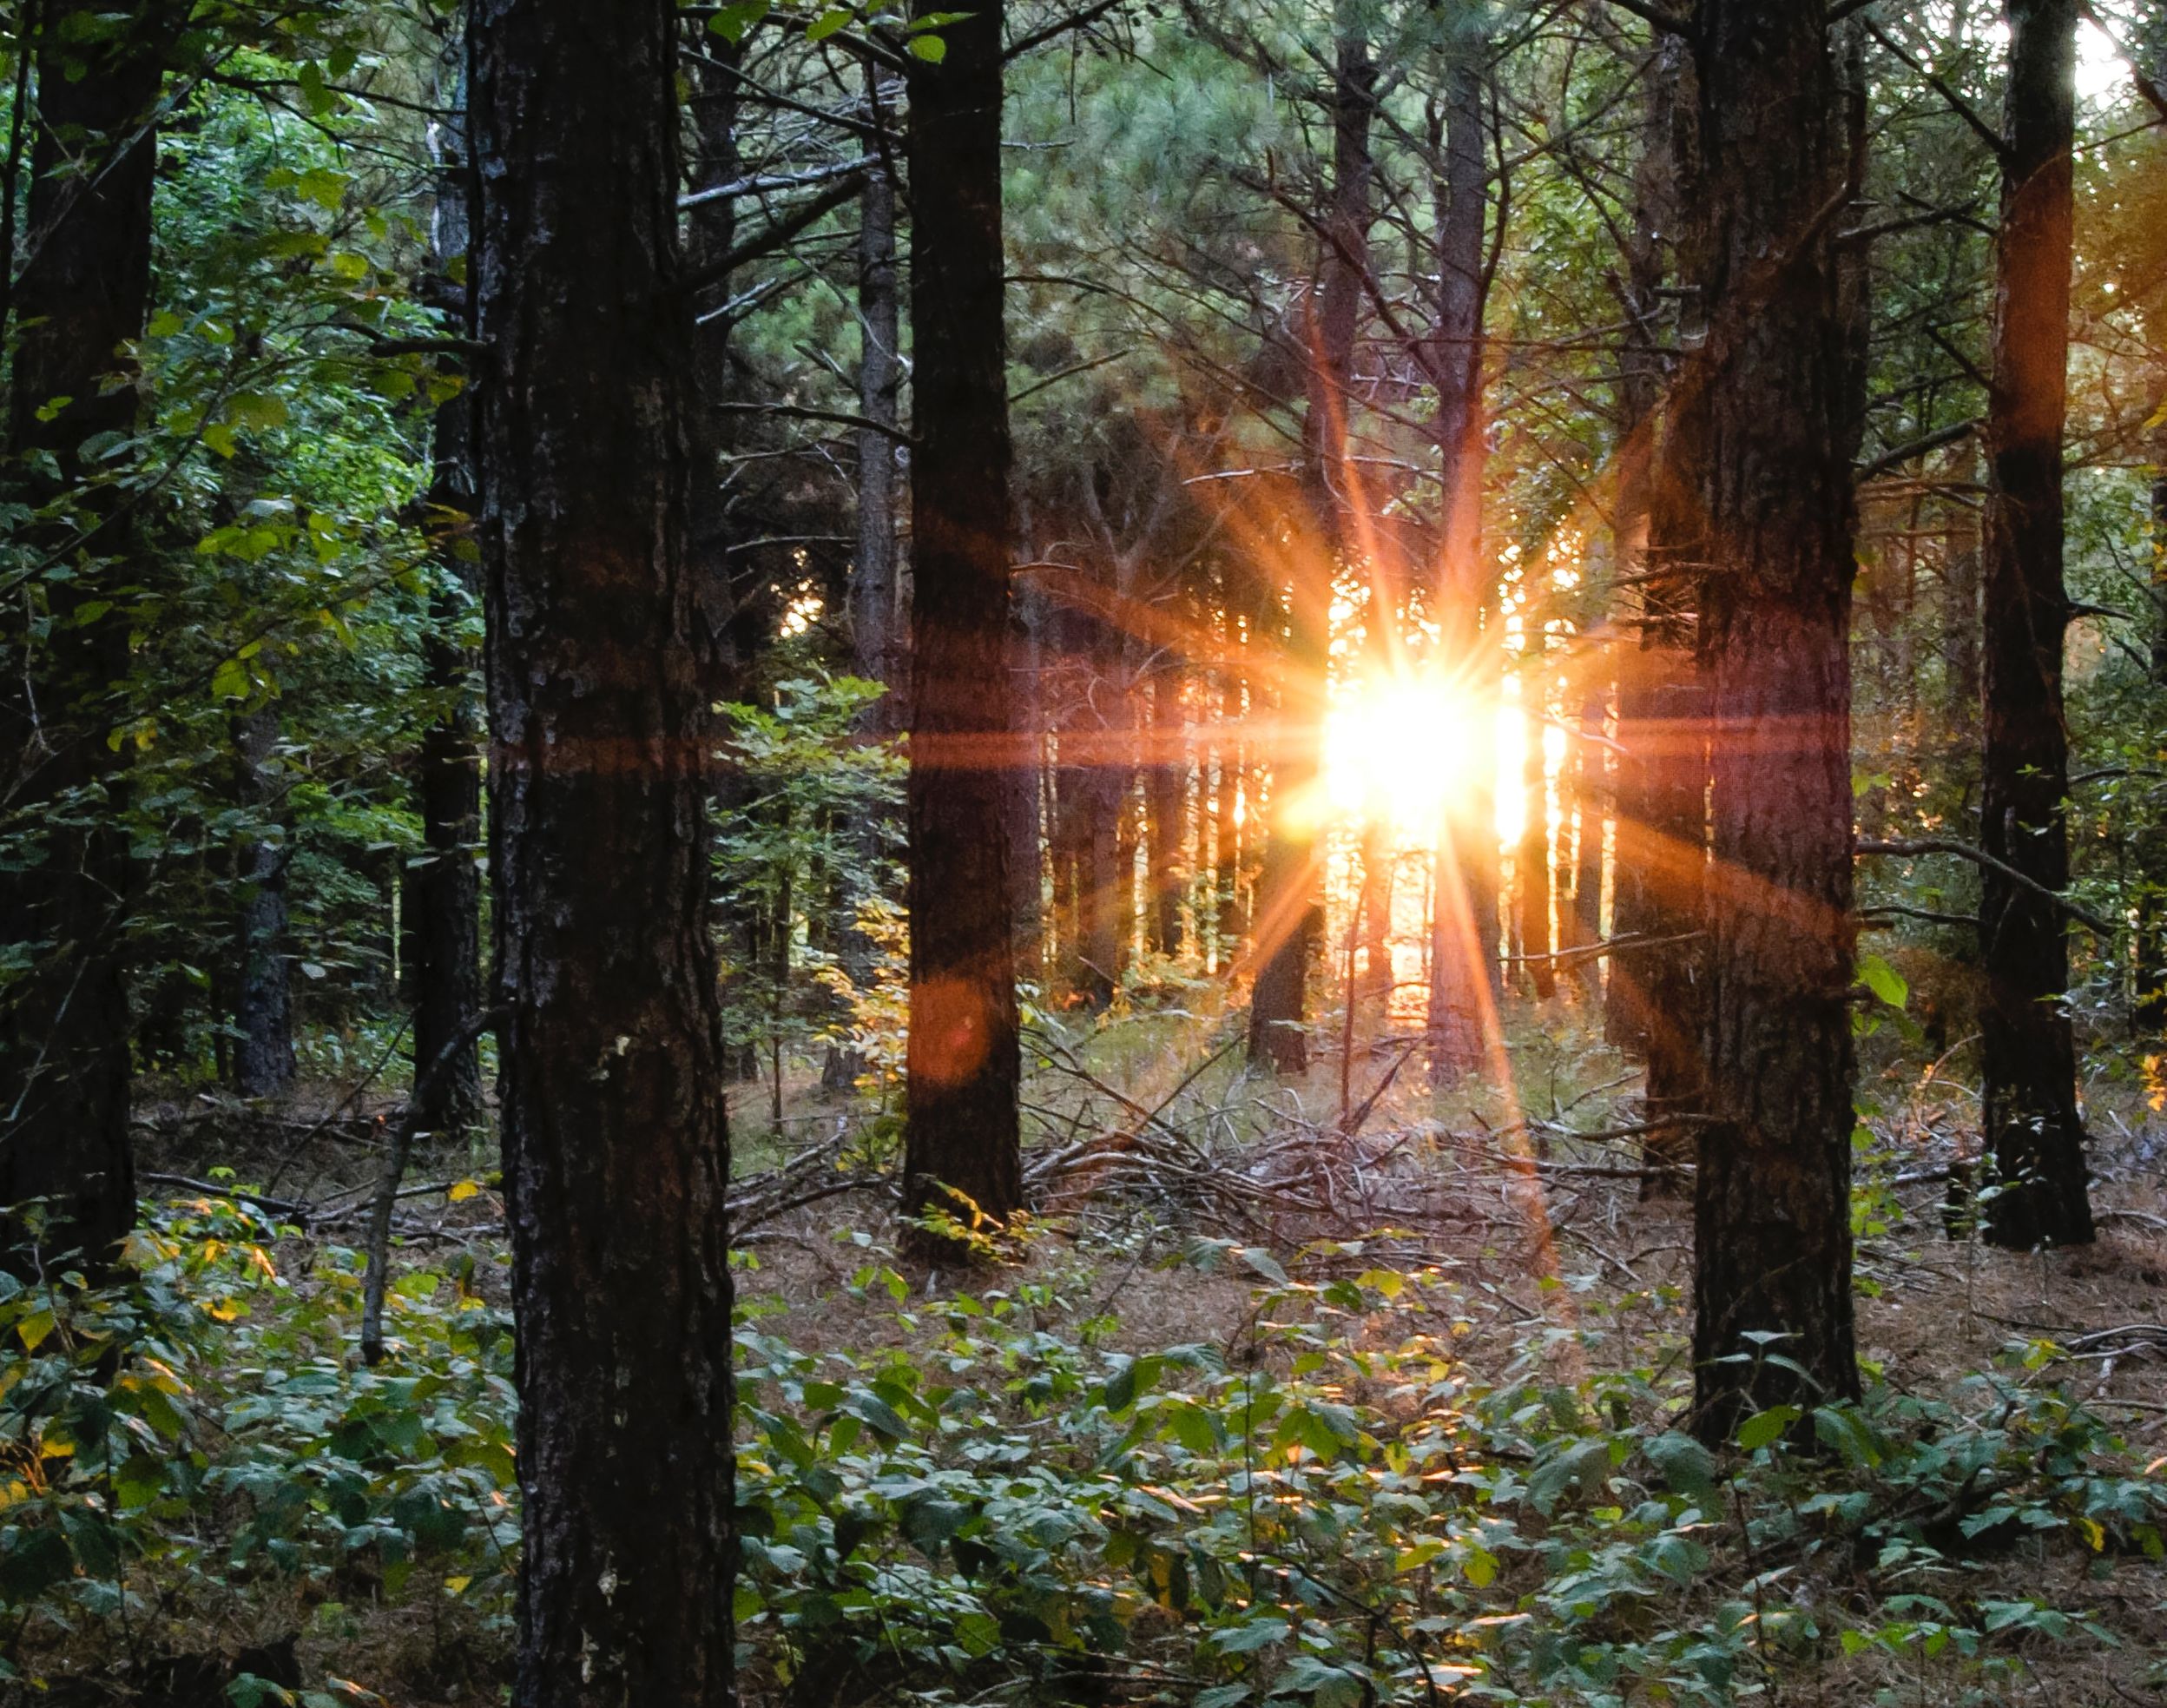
left=471, top=3, right=734, bottom=1700
left=1424, top=43, right=1494, bottom=1081
left=1978, top=0, right=2092, bottom=1249
left=1250, top=14, right=1373, bottom=1073
left=902, top=0, right=1023, bottom=1236
left=1688, top=0, right=1864, bottom=1436
left=0, top=0, right=165, bottom=1275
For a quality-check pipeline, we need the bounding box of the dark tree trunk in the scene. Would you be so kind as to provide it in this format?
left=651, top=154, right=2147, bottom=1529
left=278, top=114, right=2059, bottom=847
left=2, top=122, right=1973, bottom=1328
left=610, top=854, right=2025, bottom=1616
left=0, top=1, right=164, bottom=1276
left=234, top=709, right=294, bottom=1098
left=1424, top=43, right=1494, bottom=1081
left=901, top=0, right=1022, bottom=1237
left=823, top=122, right=905, bottom=1092
left=1251, top=16, right=1373, bottom=1072
left=1008, top=579, right=1045, bottom=984
left=1978, top=0, right=2091, bottom=1249
left=853, top=131, right=902, bottom=706
left=1604, top=33, right=1684, bottom=1058
left=2139, top=422, right=2167, bottom=1029
left=1145, top=666, right=1186, bottom=958
left=1568, top=681, right=1606, bottom=996
left=470, top=4, right=734, bottom=1702
left=1517, top=658, right=1556, bottom=999
left=412, top=45, right=484, bottom=1140
left=1687, top=0, right=1864, bottom=1436
left=1214, top=649, right=1244, bottom=971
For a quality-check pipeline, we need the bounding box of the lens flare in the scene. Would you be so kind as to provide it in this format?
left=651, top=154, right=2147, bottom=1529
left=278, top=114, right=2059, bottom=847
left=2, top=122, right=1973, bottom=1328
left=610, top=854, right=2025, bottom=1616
left=1321, top=672, right=1483, bottom=834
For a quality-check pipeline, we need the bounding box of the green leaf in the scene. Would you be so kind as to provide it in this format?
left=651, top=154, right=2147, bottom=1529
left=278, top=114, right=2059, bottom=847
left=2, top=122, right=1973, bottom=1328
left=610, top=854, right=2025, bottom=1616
left=1644, top=1429, right=1720, bottom=1502
left=908, top=32, right=947, bottom=61
left=807, top=6, right=852, bottom=40
left=1736, top=1405, right=1801, bottom=1453
left=1857, top=953, right=1908, bottom=1010
left=708, top=0, right=769, bottom=40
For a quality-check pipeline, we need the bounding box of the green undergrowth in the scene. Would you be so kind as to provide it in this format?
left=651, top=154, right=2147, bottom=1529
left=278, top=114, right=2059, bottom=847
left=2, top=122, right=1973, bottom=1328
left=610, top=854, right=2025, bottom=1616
left=0, top=1204, right=2160, bottom=1705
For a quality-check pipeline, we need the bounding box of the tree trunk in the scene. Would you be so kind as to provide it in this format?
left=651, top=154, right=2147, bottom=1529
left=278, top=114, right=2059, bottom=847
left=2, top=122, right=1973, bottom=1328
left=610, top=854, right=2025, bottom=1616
left=1518, top=658, right=1556, bottom=999
left=823, top=119, right=905, bottom=1091
left=902, top=0, right=1022, bottom=1239
left=1146, top=666, right=1185, bottom=958
left=1424, top=43, right=1493, bottom=1081
left=1688, top=0, right=1864, bottom=1436
left=470, top=4, right=734, bottom=1701
left=0, top=0, right=164, bottom=1276
left=1978, top=0, right=2092, bottom=1249
left=1599, top=37, right=1676, bottom=1039
left=1569, top=681, right=1606, bottom=997
left=2138, top=421, right=2167, bottom=1029
left=1251, top=14, right=1373, bottom=1073
left=234, top=708, right=294, bottom=1098
left=854, top=130, right=902, bottom=707
left=412, top=43, right=484, bottom=1140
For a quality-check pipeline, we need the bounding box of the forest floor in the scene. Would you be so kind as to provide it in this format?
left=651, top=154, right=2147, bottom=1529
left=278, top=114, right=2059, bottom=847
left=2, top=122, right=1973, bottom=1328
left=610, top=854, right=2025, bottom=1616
left=86, top=994, right=2167, bottom=1705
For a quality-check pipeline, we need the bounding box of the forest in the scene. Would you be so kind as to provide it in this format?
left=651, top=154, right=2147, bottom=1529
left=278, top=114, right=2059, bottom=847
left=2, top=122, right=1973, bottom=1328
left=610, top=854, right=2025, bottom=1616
left=1, top=0, right=2166, bottom=1703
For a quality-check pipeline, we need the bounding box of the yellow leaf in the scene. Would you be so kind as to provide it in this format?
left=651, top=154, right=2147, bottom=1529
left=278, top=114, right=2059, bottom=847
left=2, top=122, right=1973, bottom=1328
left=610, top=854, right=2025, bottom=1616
left=449, top=1180, right=482, bottom=1204
left=17, top=1309, right=55, bottom=1352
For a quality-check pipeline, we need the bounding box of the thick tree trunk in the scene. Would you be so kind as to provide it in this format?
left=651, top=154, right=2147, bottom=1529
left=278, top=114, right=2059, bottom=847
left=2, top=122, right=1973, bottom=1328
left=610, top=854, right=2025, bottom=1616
left=1978, top=0, right=2092, bottom=1249
left=470, top=5, right=734, bottom=1702
left=1688, top=0, right=1864, bottom=1436
left=1424, top=45, right=1493, bottom=1081
left=901, top=0, right=1023, bottom=1237
left=1251, top=16, right=1373, bottom=1073
left=412, top=52, right=484, bottom=1139
left=0, top=1, right=164, bottom=1276
left=234, top=709, right=294, bottom=1098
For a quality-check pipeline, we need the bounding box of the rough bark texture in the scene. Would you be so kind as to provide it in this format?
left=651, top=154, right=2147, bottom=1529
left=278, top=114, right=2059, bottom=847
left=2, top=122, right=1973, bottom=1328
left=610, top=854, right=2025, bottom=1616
left=1977, top=0, right=2093, bottom=1249
left=470, top=4, right=734, bottom=1702
left=1604, top=32, right=1688, bottom=1065
left=1249, top=21, right=1373, bottom=1073
left=1424, top=43, right=1494, bottom=1081
left=0, top=1, right=164, bottom=1275
left=901, top=0, right=1023, bottom=1237
left=412, top=52, right=484, bottom=1140
left=234, top=708, right=295, bottom=1098
left=853, top=136, right=902, bottom=705
left=1687, top=0, right=1863, bottom=1436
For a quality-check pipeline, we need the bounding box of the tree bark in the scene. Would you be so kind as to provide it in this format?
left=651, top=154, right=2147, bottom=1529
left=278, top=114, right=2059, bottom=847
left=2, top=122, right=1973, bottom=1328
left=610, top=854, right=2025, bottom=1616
left=1977, top=0, right=2092, bottom=1249
left=1145, top=665, right=1186, bottom=958
left=853, top=126, right=902, bottom=708
left=1424, top=43, right=1494, bottom=1082
left=470, top=3, right=734, bottom=1701
left=1688, top=0, right=1864, bottom=1436
left=901, top=0, right=1023, bottom=1240
left=1251, top=12, right=1373, bottom=1072
left=1517, top=656, right=1556, bottom=999
left=234, top=708, right=294, bottom=1098
left=412, top=41, right=484, bottom=1140
left=0, top=0, right=165, bottom=1276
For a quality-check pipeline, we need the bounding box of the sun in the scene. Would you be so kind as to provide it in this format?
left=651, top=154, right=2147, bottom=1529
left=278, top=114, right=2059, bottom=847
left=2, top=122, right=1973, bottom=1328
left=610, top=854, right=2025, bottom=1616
left=1321, top=669, right=1485, bottom=836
